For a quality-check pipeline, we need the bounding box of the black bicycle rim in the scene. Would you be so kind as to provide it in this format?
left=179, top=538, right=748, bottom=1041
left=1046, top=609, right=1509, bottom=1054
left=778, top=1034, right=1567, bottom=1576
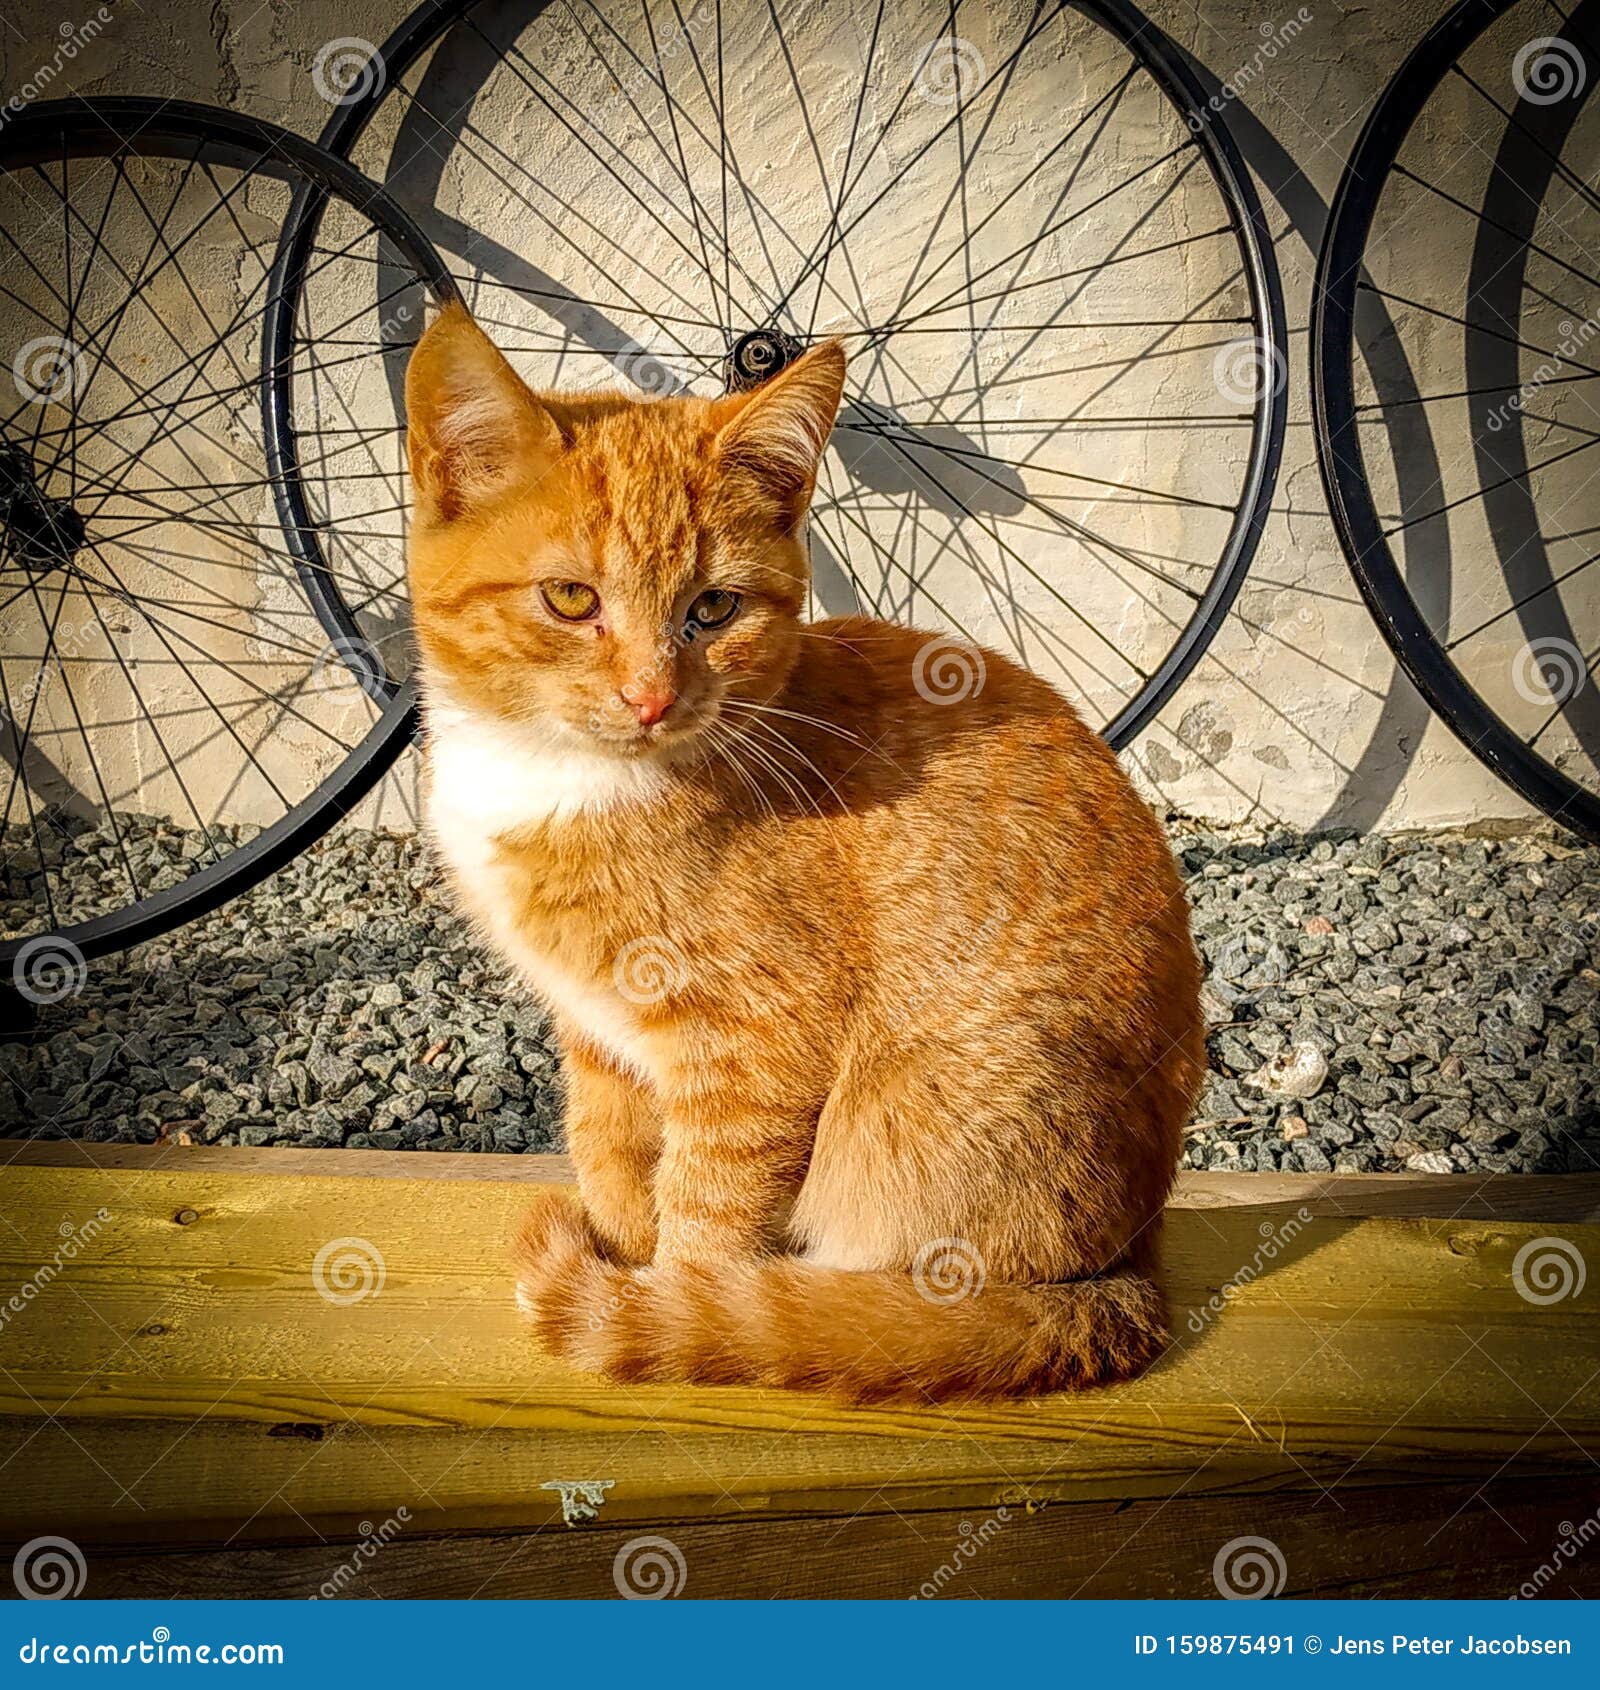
left=0, top=99, right=449, bottom=968
left=275, top=0, right=1286, bottom=752
left=1313, top=0, right=1600, bottom=840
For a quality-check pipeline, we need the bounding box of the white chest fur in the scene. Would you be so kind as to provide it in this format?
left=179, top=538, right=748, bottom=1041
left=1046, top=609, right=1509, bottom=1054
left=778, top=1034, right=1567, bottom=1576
left=422, top=698, right=670, bottom=1080
left=424, top=700, right=671, bottom=849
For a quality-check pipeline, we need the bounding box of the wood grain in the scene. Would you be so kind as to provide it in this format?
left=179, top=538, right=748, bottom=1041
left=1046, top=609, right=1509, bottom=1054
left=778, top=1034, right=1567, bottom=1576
left=59, top=1475, right=1600, bottom=1600
left=0, top=1139, right=577, bottom=1187
left=0, top=1157, right=1596, bottom=1582
left=5, top=1139, right=1596, bottom=1219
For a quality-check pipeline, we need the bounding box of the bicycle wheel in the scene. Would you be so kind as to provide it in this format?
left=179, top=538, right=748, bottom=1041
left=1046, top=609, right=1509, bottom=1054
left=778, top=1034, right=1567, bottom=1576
left=1315, top=0, right=1600, bottom=839
left=276, top=0, right=1285, bottom=749
left=0, top=98, right=453, bottom=984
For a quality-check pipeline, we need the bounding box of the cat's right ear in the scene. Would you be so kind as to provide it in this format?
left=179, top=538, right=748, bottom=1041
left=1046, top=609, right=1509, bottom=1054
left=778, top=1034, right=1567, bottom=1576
left=406, top=302, right=563, bottom=522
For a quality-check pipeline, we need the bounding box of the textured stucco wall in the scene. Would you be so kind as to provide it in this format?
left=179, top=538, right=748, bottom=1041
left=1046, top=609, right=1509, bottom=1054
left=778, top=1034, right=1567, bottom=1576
left=0, top=0, right=1592, bottom=836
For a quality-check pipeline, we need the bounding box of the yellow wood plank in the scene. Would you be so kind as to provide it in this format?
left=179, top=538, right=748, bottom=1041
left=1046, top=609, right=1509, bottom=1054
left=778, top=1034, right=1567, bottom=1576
left=0, top=1163, right=1595, bottom=1545
left=7, top=1138, right=1599, bottom=1221
left=0, top=1138, right=577, bottom=1188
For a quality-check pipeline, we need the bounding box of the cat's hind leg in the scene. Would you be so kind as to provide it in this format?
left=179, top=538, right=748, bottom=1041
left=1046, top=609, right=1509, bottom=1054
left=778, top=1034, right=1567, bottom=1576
left=788, top=1034, right=1170, bottom=1297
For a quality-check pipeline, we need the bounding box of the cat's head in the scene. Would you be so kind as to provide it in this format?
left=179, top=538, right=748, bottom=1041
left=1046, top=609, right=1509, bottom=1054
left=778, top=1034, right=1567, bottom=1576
left=404, top=303, right=845, bottom=759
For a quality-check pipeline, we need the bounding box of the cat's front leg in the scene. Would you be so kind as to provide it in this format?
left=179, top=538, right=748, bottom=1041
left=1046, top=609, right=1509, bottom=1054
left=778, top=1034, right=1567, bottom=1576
left=652, top=1086, right=811, bottom=1265
left=515, top=1080, right=808, bottom=1378
left=556, top=1026, right=661, bottom=1266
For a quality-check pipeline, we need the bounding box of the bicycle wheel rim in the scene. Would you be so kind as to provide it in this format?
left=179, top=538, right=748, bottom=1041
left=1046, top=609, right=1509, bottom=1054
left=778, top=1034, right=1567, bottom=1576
left=1313, top=0, right=1600, bottom=840
left=0, top=99, right=449, bottom=969
left=278, top=0, right=1286, bottom=752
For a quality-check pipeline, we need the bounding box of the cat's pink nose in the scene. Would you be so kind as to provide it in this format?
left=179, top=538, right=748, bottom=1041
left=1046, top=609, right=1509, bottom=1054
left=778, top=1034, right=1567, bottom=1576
left=622, top=682, right=676, bottom=727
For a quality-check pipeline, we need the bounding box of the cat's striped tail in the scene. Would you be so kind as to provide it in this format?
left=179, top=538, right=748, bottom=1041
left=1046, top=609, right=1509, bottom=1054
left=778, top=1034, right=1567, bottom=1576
left=514, top=1193, right=1167, bottom=1401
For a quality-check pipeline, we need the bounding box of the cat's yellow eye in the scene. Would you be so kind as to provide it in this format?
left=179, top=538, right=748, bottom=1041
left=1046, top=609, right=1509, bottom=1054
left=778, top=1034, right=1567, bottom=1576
left=541, top=580, right=601, bottom=622
left=687, top=588, right=740, bottom=631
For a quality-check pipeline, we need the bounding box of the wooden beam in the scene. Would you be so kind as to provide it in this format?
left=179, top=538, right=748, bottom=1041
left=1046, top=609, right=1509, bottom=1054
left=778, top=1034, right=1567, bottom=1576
left=6, top=1139, right=1597, bottom=1220
left=0, top=1139, right=576, bottom=1189
left=52, top=1475, right=1600, bottom=1600
left=1, top=1153, right=1595, bottom=1587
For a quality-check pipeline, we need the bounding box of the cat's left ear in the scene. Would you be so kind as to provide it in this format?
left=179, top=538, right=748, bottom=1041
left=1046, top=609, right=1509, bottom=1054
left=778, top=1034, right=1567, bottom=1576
left=714, top=340, right=846, bottom=525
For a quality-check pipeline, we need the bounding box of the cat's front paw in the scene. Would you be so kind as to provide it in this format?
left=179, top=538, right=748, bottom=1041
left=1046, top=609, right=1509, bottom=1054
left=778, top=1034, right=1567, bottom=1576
left=515, top=1186, right=594, bottom=1260
left=513, top=1190, right=644, bottom=1374
left=512, top=1189, right=596, bottom=1319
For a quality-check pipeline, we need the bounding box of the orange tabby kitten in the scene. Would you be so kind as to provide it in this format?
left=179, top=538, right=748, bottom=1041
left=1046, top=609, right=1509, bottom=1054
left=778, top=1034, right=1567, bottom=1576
left=405, top=302, right=1203, bottom=1400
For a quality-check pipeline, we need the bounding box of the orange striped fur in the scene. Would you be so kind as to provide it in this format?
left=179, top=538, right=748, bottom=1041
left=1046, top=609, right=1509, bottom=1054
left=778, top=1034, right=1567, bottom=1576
left=405, top=302, right=1203, bottom=1401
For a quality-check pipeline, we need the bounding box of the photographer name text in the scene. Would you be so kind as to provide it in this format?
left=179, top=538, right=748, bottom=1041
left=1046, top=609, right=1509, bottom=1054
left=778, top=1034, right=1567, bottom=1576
left=1135, top=1634, right=1572, bottom=1657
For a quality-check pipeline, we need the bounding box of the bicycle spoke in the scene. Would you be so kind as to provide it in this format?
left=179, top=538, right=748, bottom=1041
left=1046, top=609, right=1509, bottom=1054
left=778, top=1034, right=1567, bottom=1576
left=1315, top=0, right=1600, bottom=839
left=0, top=103, right=437, bottom=951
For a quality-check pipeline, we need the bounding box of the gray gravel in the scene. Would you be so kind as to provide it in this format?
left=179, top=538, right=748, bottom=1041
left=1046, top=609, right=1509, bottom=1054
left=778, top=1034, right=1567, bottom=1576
left=1, top=829, right=564, bottom=1157
left=2, top=821, right=1596, bottom=1175
left=1175, top=826, right=1598, bottom=1176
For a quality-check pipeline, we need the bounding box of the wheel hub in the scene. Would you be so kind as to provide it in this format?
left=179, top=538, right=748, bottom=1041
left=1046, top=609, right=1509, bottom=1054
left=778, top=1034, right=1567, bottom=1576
left=723, top=328, right=805, bottom=393
left=0, top=442, right=85, bottom=575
